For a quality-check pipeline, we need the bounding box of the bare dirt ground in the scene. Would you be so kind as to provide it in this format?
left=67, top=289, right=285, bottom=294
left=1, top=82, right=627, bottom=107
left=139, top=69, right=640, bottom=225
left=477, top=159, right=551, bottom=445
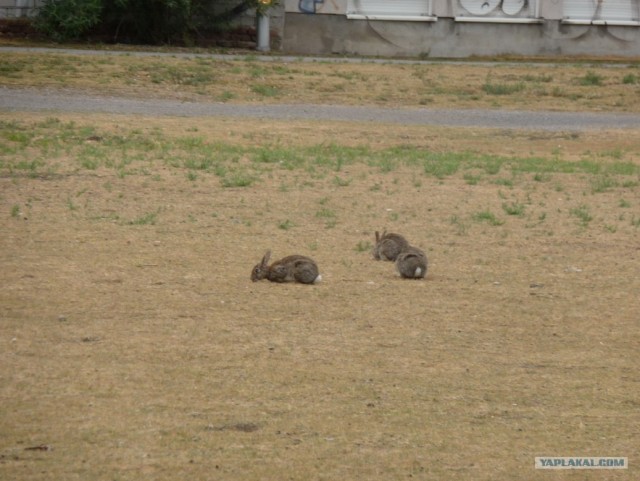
left=1, top=48, right=639, bottom=481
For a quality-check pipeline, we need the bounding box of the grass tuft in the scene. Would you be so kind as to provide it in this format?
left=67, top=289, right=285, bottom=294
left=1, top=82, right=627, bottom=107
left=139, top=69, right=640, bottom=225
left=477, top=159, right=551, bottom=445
left=579, top=71, right=604, bottom=86
left=482, top=82, right=525, bottom=95
left=570, top=204, right=593, bottom=227
left=502, top=202, right=526, bottom=217
left=472, top=210, right=504, bottom=226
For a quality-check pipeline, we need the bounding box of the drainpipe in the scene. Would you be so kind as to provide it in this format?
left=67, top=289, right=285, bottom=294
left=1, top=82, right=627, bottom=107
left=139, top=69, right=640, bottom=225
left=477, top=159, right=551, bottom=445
left=256, top=13, right=270, bottom=52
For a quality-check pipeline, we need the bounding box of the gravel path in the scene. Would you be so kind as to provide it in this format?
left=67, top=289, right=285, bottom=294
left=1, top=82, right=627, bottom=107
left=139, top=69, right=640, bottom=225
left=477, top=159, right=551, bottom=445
left=3, top=86, right=640, bottom=131
left=1, top=46, right=639, bottom=131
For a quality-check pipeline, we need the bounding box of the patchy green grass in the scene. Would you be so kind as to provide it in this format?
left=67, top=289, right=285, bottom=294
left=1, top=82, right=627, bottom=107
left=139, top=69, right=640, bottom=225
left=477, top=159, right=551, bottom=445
left=579, top=71, right=605, bottom=86
left=4, top=50, right=640, bottom=114
left=472, top=210, right=504, bottom=226
left=570, top=204, right=593, bottom=227
left=482, top=81, right=525, bottom=95
left=502, top=202, right=526, bottom=217
left=2, top=119, right=639, bottom=189
left=1, top=112, right=639, bottom=481
left=128, top=211, right=158, bottom=225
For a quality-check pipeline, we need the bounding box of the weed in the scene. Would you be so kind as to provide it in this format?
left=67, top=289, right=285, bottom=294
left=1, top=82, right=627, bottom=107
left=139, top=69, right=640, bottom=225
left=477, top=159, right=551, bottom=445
left=316, top=208, right=336, bottom=219
left=579, top=71, right=604, bottom=86
left=251, top=84, right=280, bottom=97
left=472, top=210, right=504, bottom=226
left=278, top=219, right=294, bottom=230
left=423, top=153, right=460, bottom=178
left=551, top=86, right=567, bottom=98
left=619, top=199, right=631, bottom=208
left=221, top=172, right=255, bottom=188
left=482, top=158, right=503, bottom=175
left=606, top=162, right=637, bottom=176
left=80, top=156, right=101, bottom=170
left=522, top=74, right=553, bottom=83
left=333, top=176, right=351, bottom=187
left=450, top=215, right=469, bottom=235
left=324, top=218, right=337, bottom=229
left=590, top=176, right=618, bottom=193
left=11, top=204, right=20, bottom=217
left=128, top=211, right=158, bottom=226
left=600, top=148, right=624, bottom=160
left=464, top=173, right=481, bottom=185
left=187, top=171, right=198, bottom=181
left=355, top=240, right=372, bottom=252
left=218, top=91, right=235, bottom=102
left=622, top=73, right=638, bottom=85
left=502, top=202, right=526, bottom=216
left=376, top=157, right=398, bottom=173
left=493, top=178, right=514, bottom=187
left=570, top=204, right=593, bottom=227
left=482, top=81, right=525, bottom=95
left=183, top=156, right=216, bottom=171
left=632, top=215, right=640, bottom=228
left=0, top=58, right=27, bottom=76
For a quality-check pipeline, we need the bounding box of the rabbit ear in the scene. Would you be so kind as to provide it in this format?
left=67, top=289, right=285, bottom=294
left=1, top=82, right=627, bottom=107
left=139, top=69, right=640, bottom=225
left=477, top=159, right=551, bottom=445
left=375, top=231, right=381, bottom=243
left=261, top=250, right=271, bottom=267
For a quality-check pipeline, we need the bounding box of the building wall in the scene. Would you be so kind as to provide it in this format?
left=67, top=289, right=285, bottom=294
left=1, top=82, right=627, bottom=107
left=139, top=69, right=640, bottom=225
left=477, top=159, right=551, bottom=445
left=282, top=0, right=640, bottom=58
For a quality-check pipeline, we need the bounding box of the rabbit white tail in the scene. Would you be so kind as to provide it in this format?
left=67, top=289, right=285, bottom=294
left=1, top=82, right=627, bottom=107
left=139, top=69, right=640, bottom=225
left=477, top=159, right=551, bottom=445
left=313, top=274, right=322, bottom=283
left=414, top=267, right=422, bottom=278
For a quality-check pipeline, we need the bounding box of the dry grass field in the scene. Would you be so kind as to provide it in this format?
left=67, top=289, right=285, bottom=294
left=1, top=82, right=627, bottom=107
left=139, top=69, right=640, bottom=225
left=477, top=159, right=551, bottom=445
left=1, top=47, right=640, bottom=111
left=1, top=48, right=639, bottom=480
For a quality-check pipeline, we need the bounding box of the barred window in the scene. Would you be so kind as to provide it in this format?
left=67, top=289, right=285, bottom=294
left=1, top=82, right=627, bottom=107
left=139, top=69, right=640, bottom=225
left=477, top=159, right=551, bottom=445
left=563, top=0, right=640, bottom=25
left=456, top=0, right=541, bottom=23
left=347, top=0, right=435, bottom=22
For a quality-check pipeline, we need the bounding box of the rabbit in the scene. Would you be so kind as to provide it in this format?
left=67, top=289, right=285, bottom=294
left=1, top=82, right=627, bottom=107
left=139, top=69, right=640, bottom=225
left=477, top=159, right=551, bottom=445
left=396, top=245, right=428, bottom=279
left=372, top=230, right=410, bottom=261
left=251, top=250, right=322, bottom=284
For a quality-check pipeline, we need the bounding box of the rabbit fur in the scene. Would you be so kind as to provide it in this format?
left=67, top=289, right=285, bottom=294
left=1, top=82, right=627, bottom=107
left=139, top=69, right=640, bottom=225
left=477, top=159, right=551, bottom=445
left=372, top=230, right=410, bottom=261
left=251, top=250, right=321, bottom=284
left=396, top=245, right=428, bottom=279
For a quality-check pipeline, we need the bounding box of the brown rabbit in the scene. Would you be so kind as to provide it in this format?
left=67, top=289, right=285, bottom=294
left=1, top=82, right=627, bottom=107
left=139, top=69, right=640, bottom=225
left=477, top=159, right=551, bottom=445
left=372, top=230, right=409, bottom=261
left=396, top=246, right=428, bottom=279
left=251, top=250, right=321, bottom=284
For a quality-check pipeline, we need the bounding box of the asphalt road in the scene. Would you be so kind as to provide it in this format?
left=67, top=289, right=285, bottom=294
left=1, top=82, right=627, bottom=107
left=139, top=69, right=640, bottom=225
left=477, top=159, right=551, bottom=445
left=1, top=47, right=639, bottom=131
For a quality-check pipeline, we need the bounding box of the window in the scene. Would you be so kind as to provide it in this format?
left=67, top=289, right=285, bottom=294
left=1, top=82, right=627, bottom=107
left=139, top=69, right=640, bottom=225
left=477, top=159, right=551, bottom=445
left=455, top=0, right=541, bottom=23
left=563, top=0, right=640, bottom=25
left=346, top=0, right=435, bottom=22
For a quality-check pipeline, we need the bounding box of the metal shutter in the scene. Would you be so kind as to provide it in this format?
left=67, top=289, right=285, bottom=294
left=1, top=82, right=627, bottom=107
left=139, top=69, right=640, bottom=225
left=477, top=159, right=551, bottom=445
left=457, top=0, right=538, bottom=19
left=563, top=0, right=639, bottom=22
left=347, top=0, right=432, bottom=18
